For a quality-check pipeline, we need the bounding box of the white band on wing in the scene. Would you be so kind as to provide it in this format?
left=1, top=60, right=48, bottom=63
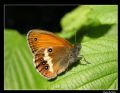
left=43, top=49, right=53, bottom=73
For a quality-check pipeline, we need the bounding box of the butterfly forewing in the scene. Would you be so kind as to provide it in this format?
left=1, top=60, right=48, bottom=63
left=27, top=30, right=72, bottom=54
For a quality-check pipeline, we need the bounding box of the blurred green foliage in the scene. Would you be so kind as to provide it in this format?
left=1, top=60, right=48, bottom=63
left=4, top=5, right=118, bottom=90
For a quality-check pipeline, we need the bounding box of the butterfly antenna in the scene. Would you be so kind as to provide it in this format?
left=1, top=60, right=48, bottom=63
left=75, top=30, right=76, bottom=44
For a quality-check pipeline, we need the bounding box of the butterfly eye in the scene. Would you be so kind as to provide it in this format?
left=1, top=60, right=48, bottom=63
left=48, top=48, right=52, bottom=52
left=42, top=60, right=47, bottom=65
left=45, top=65, right=49, bottom=70
left=34, top=38, right=37, bottom=41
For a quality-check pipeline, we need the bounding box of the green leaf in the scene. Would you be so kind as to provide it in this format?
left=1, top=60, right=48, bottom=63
left=49, top=24, right=118, bottom=90
left=4, top=5, right=118, bottom=90
left=59, top=5, right=118, bottom=39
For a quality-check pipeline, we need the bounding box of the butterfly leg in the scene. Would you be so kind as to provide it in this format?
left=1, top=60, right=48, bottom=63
left=79, top=55, right=90, bottom=65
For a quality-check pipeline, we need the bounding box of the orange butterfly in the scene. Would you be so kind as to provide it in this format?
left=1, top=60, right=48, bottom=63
left=27, top=29, right=80, bottom=80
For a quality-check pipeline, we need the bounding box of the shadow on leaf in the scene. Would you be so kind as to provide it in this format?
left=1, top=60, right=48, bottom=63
left=69, top=24, right=113, bottom=44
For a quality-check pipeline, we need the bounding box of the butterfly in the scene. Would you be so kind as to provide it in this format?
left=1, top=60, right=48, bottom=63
left=27, top=29, right=80, bottom=80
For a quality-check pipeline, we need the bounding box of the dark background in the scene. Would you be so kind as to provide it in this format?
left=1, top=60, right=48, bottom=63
left=5, top=5, right=78, bottom=34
